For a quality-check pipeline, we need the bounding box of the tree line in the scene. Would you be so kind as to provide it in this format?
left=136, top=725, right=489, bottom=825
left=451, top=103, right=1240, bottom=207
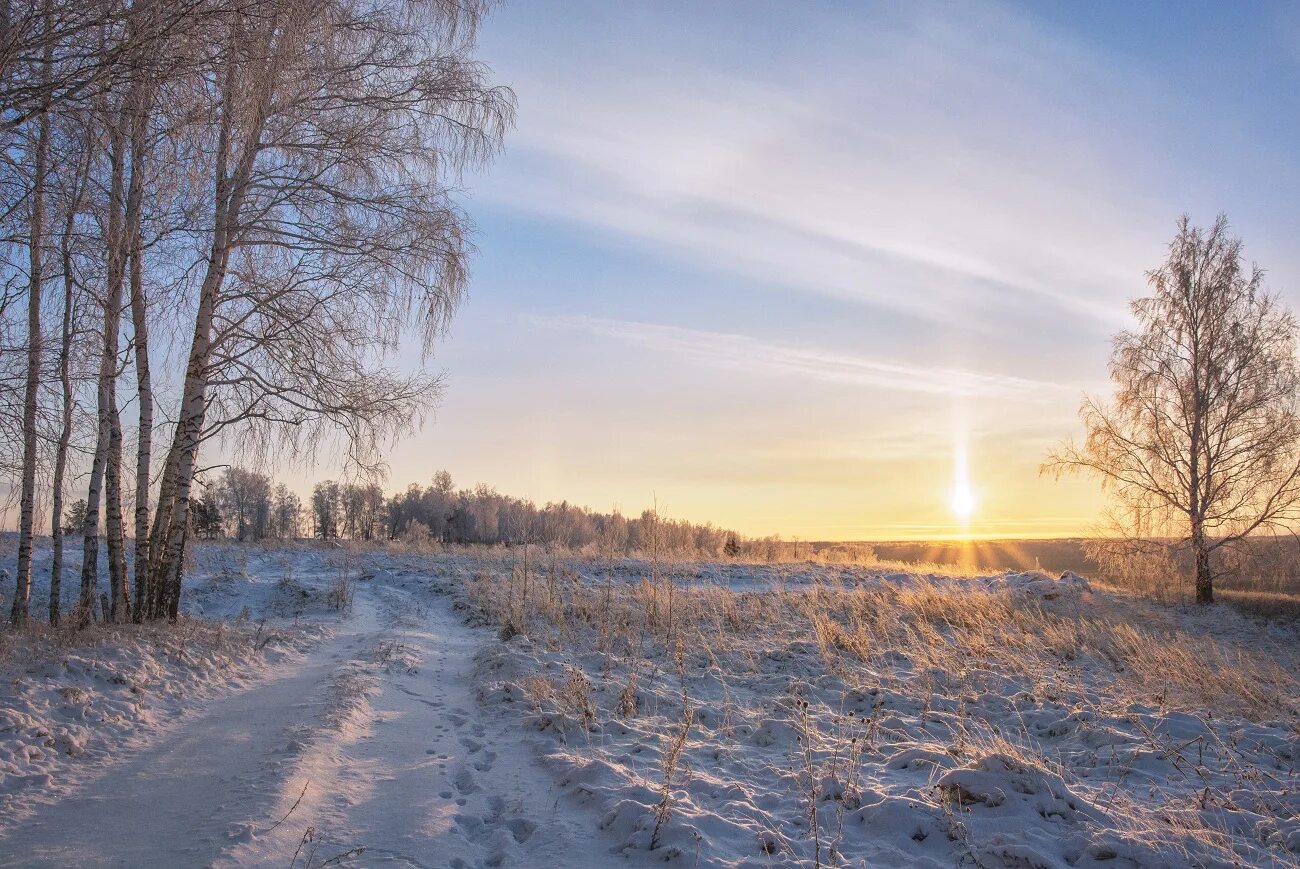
left=175, top=468, right=746, bottom=558
left=0, top=0, right=514, bottom=625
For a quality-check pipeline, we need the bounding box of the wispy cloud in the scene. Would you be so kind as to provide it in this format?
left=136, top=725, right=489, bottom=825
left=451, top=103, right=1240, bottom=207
left=480, top=1, right=1189, bottom=330
left=531, top=314, right=1072, bottom=399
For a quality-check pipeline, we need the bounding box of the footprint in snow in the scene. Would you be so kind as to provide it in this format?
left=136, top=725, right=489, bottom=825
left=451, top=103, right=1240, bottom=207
left=482, top=795, right=505, bottom=821
left=452, top=766, right=478, bottom=794
left=505, top=818, right=537, bottom=844
left=453, top=813, right=483, bottom=834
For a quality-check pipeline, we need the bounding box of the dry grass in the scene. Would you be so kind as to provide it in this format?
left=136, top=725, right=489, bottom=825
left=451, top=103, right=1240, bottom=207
left=0, top=612, right=253, bottom=667
left=465, top=556, right=1300, bottom=865
left=472, top=569, right=1298, bottom=722
left=1218, top=588, right=1300, bottom=622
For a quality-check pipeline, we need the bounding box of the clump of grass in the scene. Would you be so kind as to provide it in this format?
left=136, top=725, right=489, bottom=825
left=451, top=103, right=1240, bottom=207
left=1218, top=588, right=1300, bottom=622
left=560, top=668, right=597, bottom=730
left=793, top=696, right=824, bottom=869
left=288, top=825, right=365, bottom=868
left=618, top=670, right=639, bottom=718
left=650, top=690, right=693, bottom=851
left=326, top=575, right=354, bottom=615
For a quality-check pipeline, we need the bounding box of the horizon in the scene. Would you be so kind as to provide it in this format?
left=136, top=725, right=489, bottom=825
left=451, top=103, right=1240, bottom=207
left=4, top=5, right=1300, bottom=864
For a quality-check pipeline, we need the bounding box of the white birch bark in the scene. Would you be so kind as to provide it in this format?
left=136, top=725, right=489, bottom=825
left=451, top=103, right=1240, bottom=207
left=10, top=39, right=50, bottom=626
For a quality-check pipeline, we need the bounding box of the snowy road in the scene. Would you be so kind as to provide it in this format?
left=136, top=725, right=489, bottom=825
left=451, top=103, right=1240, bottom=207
left=0, top=577, right=632, bottom=868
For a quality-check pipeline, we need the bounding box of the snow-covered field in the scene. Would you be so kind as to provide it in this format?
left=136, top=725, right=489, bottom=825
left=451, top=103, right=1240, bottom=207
left=1, top=539, right=1297, bottom=867
left=464, top=557, right=1300, bottom=868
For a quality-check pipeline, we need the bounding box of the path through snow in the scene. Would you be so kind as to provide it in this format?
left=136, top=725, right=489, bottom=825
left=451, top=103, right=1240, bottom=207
left=0, top=574, right=633, bottom=868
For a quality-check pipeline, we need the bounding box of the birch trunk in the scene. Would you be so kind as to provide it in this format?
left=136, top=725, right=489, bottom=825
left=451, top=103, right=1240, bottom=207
left=79, top=394, right=108, bottom=623
left=10, top=68, right=50, bottom=627
left=82, top=109, right=130, bottom=624
left=104, top=390, right=130, bottom=622
left=122, top=87, right=153, bottom=622
left=1193, top=526, right=1213, bottom=604
left=149, top=265, right=221, bottom=618
left=146, top=406, right=185, bottom=617
left=147, top=19, right=280, bottom=617
left=49, top=169, right=81, bottom=625
left=102, top=118, right=131, bottom=623
left=129, top=221, right=151, bottom=620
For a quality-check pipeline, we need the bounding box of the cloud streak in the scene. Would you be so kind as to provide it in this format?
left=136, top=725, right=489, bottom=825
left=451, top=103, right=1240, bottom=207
left=479, top=1, right=1197, bottom=331
left=531, top=314, right=1072, bottom=399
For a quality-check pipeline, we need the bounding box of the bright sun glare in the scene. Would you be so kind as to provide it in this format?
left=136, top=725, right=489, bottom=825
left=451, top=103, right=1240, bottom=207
left=950, top=438, right=977, bottom=521
left=950, top=479, right=976, bottom=519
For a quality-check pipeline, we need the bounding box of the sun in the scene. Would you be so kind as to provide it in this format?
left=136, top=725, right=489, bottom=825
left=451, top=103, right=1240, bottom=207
left=950, top=478, right=977, bottom=519
left=949, top=437, right=977, bottom=520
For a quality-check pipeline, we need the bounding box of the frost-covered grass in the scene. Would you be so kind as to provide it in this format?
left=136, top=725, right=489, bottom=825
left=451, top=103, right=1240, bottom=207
left=460, top=554, right=1300, bottom=867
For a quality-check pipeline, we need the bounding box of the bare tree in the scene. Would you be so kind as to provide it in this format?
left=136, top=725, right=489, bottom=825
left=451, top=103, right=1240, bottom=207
left=47, top=116, right=91, bottom=625
left=0, top=0, right=205, bottom=135
left=4, top=0, right=511, bottom=623
left=118, top=0, right=174, bottom=622
left=219, top=467, right=272, bottom=541
left=1048, top=215, right=1300, bottom=603
left=79, top=69, right=135, bottom=625
left=144, top=0, right=513, bottom=618
left=9, top=0, right=52, bottom=626
left=312, top=481, right=341, bottom=540
left=270, top=483, right=302, bottom=538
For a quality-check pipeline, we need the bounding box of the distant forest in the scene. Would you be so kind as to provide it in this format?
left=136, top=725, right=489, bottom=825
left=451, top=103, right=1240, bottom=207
left=65, top=468, right=749, bottom=558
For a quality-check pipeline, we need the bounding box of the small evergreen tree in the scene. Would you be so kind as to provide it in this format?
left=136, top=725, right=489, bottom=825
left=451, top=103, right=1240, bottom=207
left=63, top=499, right=88, bottom=536
left=191, top=496, right=224, bottom=539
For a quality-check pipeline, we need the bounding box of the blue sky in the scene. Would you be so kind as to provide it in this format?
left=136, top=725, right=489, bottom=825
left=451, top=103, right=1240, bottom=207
left=304, top=0, right=1300, bottom=539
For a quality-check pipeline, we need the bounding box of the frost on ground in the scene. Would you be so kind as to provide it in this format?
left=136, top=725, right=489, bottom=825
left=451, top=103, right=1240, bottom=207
left=0, top=541, right=325, bottom=834
left=1, top=541, right=1297, bottom=868
left=462, top=557, right=1300, bottom=868
left=0, top=614, right=316, bottom=825
left=0, top=541, right=640, bottom=868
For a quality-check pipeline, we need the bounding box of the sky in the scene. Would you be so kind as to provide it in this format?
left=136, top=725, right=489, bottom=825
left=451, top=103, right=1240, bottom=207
left=300, top=0, right=1300, bottom=540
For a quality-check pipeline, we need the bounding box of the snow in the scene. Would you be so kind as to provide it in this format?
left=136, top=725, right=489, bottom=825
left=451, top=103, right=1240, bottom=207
left=0, top=539, right=1297, bottom=867
left=463, top=557, right=1299, bottom=867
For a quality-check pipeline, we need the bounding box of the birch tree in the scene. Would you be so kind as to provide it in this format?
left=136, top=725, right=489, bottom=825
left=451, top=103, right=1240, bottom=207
left=47, top=115, right=91, bottom=625
left=1048, top=216, right=1300, bottom=603
left=8, top=0, right=52, bottom=626
left=143, top=0, right=512, bottom=618
left=4, top=0, right=512, bottom=623
left=78, top=74, right=133, bottom=624
left=2, top=0, right=197, bottom=625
